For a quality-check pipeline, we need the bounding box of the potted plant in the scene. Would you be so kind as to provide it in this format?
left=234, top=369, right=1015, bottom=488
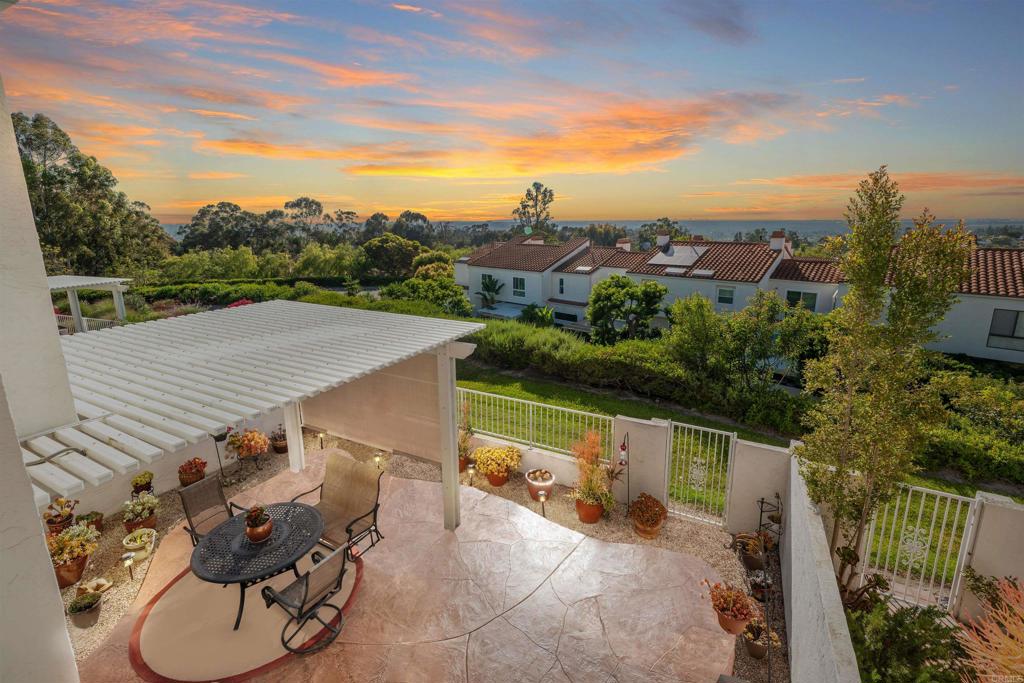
left=43, top=498, right=79, bottom=535
left=703, top=579, right=757, bottom=635
left=227, top=428, right=270, bottom=464
left=458, top=401, right=473, bottom=473
left=122, top=492, right=159, bottom=533
left=122, top=528, right=158, bottom=561
left=742, top=617, right=780, bottom=659
left=270, top=424, right=288, bottom=453
left=131, top=471, right=154, bottom=496
left=67, top=592, right=103, bottom=628
left=629, top=492, right=668, bottom=539
left=48, top=524, right=100, bottom=589
left=472, top=445, right=521, bottom=487
left=75, top=511, right=104, bottom=533
left=177, top=457, right=207, bottom=487
left=749, top=570, right=773, bottom=602
left=525, top=469, right=556, bottom=501
left=568, top=431, right=622, bottom=524
left=245, top=506, right=273, bottom=543
left=736, top=533, right=765, bottom=570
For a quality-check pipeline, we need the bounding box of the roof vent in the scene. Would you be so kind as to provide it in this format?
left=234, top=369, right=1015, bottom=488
left=574, top=266, right=593, bottom=273
left=691, top=269, right=715, bottom=278
left=665, top=267, right=687, bottom=275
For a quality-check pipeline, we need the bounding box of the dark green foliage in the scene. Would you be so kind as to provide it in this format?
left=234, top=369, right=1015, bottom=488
left=847, top=602, right=966, bottom=683
left=361, top=233, right=424, bottom=279
left=518, top=303, right=555, bottom=327
left=380, top=277, right=472, bottom=316
left=587, top=275, right=667, bottom=344
left=68, top=592, right=102, bottom=613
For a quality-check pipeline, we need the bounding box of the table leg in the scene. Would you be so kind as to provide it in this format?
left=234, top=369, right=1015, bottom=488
left=233, top=584, right=246, bottom=630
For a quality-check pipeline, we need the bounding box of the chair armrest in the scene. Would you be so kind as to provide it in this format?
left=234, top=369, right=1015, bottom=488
left=182, top=525, right=200, bottom=544
left=261, top=586, right=280, bottom=609
left=290, top=483, right=323, bottom=504
left=345, top=505, right=378, bottom=536
left=228, top=501, right=249, bottom=514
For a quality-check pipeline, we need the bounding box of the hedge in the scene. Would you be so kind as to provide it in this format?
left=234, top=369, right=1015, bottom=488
left=920, top=423, right=1024, bottom=485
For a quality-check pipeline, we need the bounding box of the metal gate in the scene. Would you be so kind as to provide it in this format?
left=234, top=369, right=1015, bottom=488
left=665, top=422, right=736, bottom=524
left=860, top=484, right=978, bottom=612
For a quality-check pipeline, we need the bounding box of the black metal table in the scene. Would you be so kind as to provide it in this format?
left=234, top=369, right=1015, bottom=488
left=190, top=502, right=324, bottom=630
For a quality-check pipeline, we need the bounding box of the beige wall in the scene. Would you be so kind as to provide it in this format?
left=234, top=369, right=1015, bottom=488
left=301, top=353, right=442, bottom=462
left=955, top=492, right=1024, bottom=621
left=725, top=440, right=792, bottom=533
left=612, top=416, right=671, bottom=505
left=0, top=375, right=80, bottom=683
left=0, top=76, right=77, bottom=437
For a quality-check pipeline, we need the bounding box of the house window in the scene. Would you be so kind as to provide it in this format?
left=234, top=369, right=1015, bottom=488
left=512, top=277, right=526, bottom=297
left=716, top=287, right=735, bottom=306
left=558, top=278, right=564, bottom=295
left=988, top=309, right=1024, bottom=351
left=786, top=290, right=818, bottom=311
left=554, top=311, right=578, bottom=323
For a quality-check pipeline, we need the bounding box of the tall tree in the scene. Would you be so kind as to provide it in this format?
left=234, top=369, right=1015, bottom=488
left=586, top=275, right=667, bottom=344
left=512, top=182, right=556, bottom=235
left=797, top=167, right=974, bottom=594
left=637, top=218, right=690, bottom=248
left=13, top=112, right=172, bottom=275
left=391, top=210, right=434, bottom=245
left=361, top=212, right=390, bottom=243
left=361, top=232, right=422, bottom=279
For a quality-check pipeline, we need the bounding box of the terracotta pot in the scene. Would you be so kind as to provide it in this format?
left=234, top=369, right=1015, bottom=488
left=485, top=472, right=509, bottom=487
left=45, top=515, right=75, bottom=536
left=76, top=514, right=104, bottom=533
left=271, top=439, right=288, bottom=454
left=715, top=610, right=751, bottom=635
left=132, top=482, right=153, bottom=497
left=575, top=499, right=604, bottom=524
left=744, top=638, right=768, bottom=659
left=54, top=554, right=89, bottom=589
left=178, top=470, right=205, bottom=488
left=752, top=584, right=771, bottom=602
left=741, top=552, right=765, bottom=571
left=69, top=598, right=103, bottom=628
left=246, top=519, right=274, bottom=544
left=632, top=515, right=666, bottom=539
left=459, top=455, right=469, bottom=473
left=525, top=470, right=556, bottom=501
left=124, top=514, right=157, bottom=534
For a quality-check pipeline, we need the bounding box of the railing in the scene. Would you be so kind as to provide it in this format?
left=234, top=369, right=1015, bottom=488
left=456, top=387, right=613, bottom=457
left=860, top=484, right=978, bottom=612
left=55, top=314, right=122, bottom=335
left=666, top=422, right=736, bottom=523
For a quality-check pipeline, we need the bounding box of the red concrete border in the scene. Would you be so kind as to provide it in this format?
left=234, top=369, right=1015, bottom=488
left=128, top=557, right=364, bottom=683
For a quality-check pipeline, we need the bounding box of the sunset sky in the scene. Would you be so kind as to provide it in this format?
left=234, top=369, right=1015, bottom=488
left=1, top=0, right=1022, bottom=224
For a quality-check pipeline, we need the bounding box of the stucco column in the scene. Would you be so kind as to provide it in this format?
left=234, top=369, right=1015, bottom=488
left=112, top=286, right=127, bottom=320
left=283, top=402, right=305, bottom=473
left=437, top=347, right=460, bottom=530
left=67, top=289, right=87, bottom=333
left=0, top=375, right=80, bottom=683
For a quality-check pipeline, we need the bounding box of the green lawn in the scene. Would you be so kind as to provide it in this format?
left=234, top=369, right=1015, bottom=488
left=456, top=361, right=788, bottom=447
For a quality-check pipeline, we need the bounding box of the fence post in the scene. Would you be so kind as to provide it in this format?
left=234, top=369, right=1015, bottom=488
left=721, top=433, right=738, bottom=528
left=528, top=401, right=535, bottom=448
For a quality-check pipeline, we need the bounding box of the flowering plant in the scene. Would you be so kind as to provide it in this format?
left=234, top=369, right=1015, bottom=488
left=226, top=298, right=254, bottom=308
left=472, top=445, right=521, bottom=476
left=245, top=506, right=270, bottom=528
left=270, top=424, right=286, bottom=442
left=568, top=431, right=621, bottom=512
left=47, top=524, right=100, bottom=566
left=702, top=579, right=756, bottom=621
left=742, top=617, right=781, bottom=646
left=629, top=492, right=668, bottom=527
left=131, top=471, right=154, bottom=488
left=177, top=457, right=207, bottom=476
left=44, top=497, right=79, bottom=523
left=122, top=493, right=159, bottom=523
left=227, top=428, right=270, bottom=458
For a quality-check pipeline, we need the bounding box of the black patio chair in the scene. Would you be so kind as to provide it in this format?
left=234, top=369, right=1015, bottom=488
left=178, top=475, right=247, bottom=547
left=262, top=547, right=348, bottom=654
left=291, top=453, right=384, bottom=561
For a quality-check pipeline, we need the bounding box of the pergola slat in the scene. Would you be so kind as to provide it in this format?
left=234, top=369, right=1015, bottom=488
left=77, top=421, right=164, bottom=463
left=53, top=427, right=140, bottom=475
left=25, top=436, right=114, bottom=486
left=21, top=448, right=85, bottom=497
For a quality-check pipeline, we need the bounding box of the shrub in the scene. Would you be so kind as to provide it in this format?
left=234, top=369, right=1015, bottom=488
left=380, top=276, right=472, bottom=316
left=568, top=431, right=622, bottom=512
left=957, top=578, right=1024, bottom=680
left=846, top=602, right=965, bottom=683
left=472, top=445, right=521, bottom=477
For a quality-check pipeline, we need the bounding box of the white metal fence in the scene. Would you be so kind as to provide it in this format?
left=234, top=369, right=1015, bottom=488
left=860, top=484, right=978, bottom=612
left=666, top=422, right=736, bottom=523
left=456, top=388, right=613, bottom=456
left=55, top=314, right=122, bottom=335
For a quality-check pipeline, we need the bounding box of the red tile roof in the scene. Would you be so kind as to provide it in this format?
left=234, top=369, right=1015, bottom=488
left=629, top=241, right=781, bottom=283
left=554, top=247, right=619, bottom=273
left=769, top=257, right=844, bottom=284
left=467, top=237, right=589, bottom=272
left=963, top=248, right=1024, bottom=298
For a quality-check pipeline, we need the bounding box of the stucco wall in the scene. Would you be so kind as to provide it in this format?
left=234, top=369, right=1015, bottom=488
left=0, top=76, right=78, bottom=437
left=766, top=279, right=841, bottom=313
left=724, top=440, right=791, bottom=533
left=551, top=272, right=591, bottom=304
left=467, top=267, right=544, bottom=309
left=0, top=376, right=80, bottom=683
left=782, top=457, right=861, bottom=683
left=611, top=415, right=671, bottom=505
left=301, top=352, right=442, bottom=462
left=955, top=492, right=1024, bottom=621
left=930, top=293, right=1024, bottom=363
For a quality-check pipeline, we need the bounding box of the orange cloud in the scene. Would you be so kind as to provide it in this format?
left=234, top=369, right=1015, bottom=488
left=187, top=171, right=250, bottom=179
left=391, top=3, right=442, bottom=19
left=246, top=51, right=411, bottom=88
left=194, top=137, right=453, bottom=163
left=187, top=108, right=257, bottom=121
left=721, top=121, right=787, bottom=144
left=740, top=171, right=1024, bottom=192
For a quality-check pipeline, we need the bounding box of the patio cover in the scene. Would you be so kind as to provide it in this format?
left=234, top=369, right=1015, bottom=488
left=46, top=275, right=131, bottom=291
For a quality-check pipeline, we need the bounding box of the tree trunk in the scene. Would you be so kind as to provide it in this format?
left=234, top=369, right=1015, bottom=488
left=843, top=482, right=875, bottom=592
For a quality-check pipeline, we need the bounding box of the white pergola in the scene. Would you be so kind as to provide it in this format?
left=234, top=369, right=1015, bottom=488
left=27, top=300, right=482, bottom=528
left=47, top=275, right=131, bottom=333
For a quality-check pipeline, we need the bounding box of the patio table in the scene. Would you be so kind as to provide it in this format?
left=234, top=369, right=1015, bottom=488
left=190, top=501, right=324, bottom=630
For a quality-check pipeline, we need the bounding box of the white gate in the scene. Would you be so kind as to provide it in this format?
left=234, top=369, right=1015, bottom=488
left=860, top=484, right=978, bottom=612
left=665, top=422, right=736, bottom=524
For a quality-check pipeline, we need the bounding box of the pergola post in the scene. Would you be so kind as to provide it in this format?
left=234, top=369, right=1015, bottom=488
left=283, top=402, right=305, bottom=473
left=112, top=286, right=127, bottom=320
left=437, top=346, right=460, bottom=530
left=66, top=289, right=87, bottom=333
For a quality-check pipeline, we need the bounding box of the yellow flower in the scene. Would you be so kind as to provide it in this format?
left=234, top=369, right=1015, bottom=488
left=472, top=445, right=521, bottom=476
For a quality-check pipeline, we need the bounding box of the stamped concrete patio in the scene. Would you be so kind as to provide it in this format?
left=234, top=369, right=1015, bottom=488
left=78, top=449, right=734, bottom=683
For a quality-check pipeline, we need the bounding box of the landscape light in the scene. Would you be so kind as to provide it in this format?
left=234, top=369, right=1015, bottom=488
left=537, top=489, right=547, bottom=518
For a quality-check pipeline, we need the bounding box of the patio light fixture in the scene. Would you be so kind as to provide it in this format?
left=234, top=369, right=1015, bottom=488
left=374, top=452, right=383, bottom=469
left=467, top=460, right=475, bottom=485
left=537, top=489, right=547, bottom=518
left=318, top=432, right=325, bottom=449
left=620, top=433, right=630, bottom=517
left=121, top=551, right=136, bottom=581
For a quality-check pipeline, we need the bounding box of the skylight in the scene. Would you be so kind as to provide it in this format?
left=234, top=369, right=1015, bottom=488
left=647, top=245, right=707, bottom=267
left=691, top=269, right=716, bottom=278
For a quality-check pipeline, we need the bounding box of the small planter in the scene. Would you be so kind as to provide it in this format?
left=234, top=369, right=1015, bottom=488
left=485, top=472, right=509, bottom=487
left=68, top=595, right=103, bottom=628
left=744, top=638, right=768, bottom=659
left=575, top=499, right=604, bottom=524
left=632, top=516, right=666, bottom=539
left=76, top=513, right=104, bottom=533
left=45, top=515, right=75, bottom=536
left=459, top=455, right=469, bottom=473
left=525, top=469, right=556, bottom=502
left=715, top=610, right=751, bottom=636
left=178, top=470, right=205, bottom=488
left=246, top=519, right=274, bottom=544
left=124, top=513, right=157, bottom=534
left=271, top=439, right=288, bottom=454
left=132, top=482, right=153, bottom=498
left=54, top=554, right=89, bottom=589
left=123, top=529, right=157, bottom=561
left=741, top=552, right=765, bottom=571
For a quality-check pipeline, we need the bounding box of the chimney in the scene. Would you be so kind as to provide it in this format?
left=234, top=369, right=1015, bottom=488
left=770, top=230, right=786, bottom=251
left=615, top=237, right=631, bottom=252
left=655, top=230, right=670, bottom=248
